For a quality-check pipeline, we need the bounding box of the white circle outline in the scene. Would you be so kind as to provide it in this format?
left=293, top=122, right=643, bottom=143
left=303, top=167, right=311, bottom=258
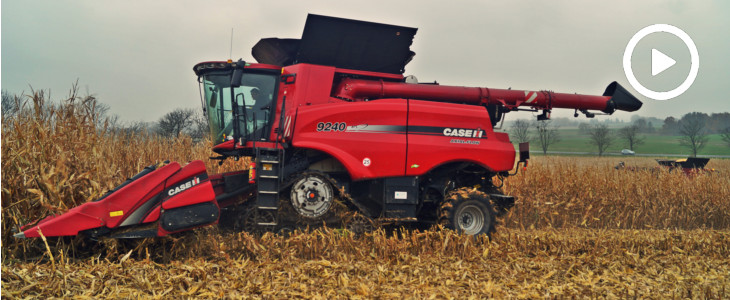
left=623, top=24, right=699, bottom=101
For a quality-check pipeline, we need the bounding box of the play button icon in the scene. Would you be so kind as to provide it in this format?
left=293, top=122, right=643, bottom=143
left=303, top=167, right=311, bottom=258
left=651, top=49, right=676, bottom=76
left=623, top=24, right=699, bottom=101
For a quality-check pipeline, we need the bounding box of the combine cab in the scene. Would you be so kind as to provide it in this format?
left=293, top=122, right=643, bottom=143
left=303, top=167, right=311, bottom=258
left=16, top=14, right=642, bottom=239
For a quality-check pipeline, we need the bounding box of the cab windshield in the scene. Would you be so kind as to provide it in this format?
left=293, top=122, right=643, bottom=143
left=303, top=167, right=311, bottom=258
left=200, top=71, right=278, bottom=144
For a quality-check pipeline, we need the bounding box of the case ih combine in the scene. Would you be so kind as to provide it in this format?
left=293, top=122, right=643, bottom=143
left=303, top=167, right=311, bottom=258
left=15, top=15, right=641, bottom=239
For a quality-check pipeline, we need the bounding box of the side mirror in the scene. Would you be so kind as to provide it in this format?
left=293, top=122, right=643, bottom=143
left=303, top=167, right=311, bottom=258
left=230, top=59, right=246, bottom=87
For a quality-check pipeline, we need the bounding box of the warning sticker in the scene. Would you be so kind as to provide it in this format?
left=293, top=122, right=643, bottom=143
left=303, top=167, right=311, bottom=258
left=525, top=91, right=538, bottom=103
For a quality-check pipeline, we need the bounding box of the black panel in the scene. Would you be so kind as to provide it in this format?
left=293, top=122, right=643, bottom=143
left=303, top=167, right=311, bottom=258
left=252, top=38, right=301, bottom=66
left=160, top=202, right=219, bottom=232
left=657, top=157, right=710, bottom=169
left=297, top=14, right=417, bottom=74
left=489, top=194, right=515, bottom=217
left=110, top=227, right=158, bottom=239
left=383, top=204, right=417, bottom=219
left=251, top=14, right=418, bottom=74
left=383, top=177, right=419, bottom=219
left=349, top=180, right=384, bottom=218
left=223, top=172, right=250, bottom=193
left=384, top=177, right=418, bottom=204
left=603, top=81, right=642, bottom=113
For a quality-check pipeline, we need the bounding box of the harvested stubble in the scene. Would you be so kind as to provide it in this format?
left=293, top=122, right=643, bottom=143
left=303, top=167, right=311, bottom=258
left=2, top=228, right=729, bottom=298
left=3, top=87, right=730, bottom=298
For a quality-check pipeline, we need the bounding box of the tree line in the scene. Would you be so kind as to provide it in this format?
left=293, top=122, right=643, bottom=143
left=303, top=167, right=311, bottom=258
left=2, top=89, right=209, bottom=141
left=510, top=111, right=730, bottom=157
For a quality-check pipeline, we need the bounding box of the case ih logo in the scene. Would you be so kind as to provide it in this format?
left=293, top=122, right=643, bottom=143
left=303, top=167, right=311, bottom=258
left=167, top=177, right=201, bottom=196
left=443, top=128, right=484, bottom=138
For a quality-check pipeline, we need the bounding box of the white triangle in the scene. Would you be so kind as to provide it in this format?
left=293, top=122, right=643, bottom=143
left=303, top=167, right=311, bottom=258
left=652, top=48, right=676, bottom=76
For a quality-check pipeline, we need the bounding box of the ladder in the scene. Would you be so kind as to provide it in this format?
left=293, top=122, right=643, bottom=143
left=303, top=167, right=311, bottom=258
left=254, top=147, right=284, bottom=226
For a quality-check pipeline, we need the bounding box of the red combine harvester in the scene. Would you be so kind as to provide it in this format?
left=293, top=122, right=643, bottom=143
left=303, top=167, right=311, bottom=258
left=15, top=15, right=641, bottom=239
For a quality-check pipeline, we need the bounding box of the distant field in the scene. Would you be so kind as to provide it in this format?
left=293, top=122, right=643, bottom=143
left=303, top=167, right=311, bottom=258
left=527, top=128, right=729, bottom=156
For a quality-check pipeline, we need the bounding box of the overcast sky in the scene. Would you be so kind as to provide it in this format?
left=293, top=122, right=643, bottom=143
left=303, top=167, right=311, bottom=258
left=2, top=1, right=729, bottom=122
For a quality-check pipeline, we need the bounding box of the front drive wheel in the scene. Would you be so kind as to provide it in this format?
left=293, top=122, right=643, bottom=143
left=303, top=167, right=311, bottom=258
left=438, top=188, right=495, bottom=236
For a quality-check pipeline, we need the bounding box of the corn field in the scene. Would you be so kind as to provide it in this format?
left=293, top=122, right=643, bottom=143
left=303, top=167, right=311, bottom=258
left=2, top=90, right=729, bottom=298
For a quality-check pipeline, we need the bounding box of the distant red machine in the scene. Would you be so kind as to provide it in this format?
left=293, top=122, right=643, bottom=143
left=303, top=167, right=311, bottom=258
left=16, top=14, right=641, bottom=239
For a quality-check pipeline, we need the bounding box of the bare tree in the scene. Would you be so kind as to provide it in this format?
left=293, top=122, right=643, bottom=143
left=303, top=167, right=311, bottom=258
left=679, top=115, right=709, bottom=157
left=187, top=109, right=209, bottom=141
left=157, top=108, right=195, bottom=137
left=115, top=120, right=152, bottom=136
left=535, top=120, right=560, bottom=154
left=578, top=122, right=591, bottom=134
left=722, top=127, right=730, bottom=148
left=587, top=124, right=613, bottom=156
left=510, top=119, right=532, bottom=143
left=2, top=90, right=21, bottom=118
left=662, top=116, right=679, bottom=135
left=618, top=124, right=645, bottom=151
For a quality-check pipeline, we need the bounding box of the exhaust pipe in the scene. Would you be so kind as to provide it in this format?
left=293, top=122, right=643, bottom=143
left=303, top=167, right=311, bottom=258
left=603, top=81, right=642, bottom=113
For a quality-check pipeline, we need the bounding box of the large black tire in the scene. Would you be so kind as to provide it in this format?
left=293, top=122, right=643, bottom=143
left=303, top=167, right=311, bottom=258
left=438, top=187, right=496, bottom=236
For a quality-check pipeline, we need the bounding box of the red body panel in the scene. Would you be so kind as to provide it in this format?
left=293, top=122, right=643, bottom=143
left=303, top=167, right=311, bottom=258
left=21, top=205, right=105, bottom=238
left=18, top=160, right=216, bottom=238
left=292, top=99, right=408, bottom=180
left=162, top=182, right=216, bottom=210
left=406, top=100, right=515, bottom=175
left=290, top=96, right=518, bottom=180
left=142, top=206, right=161, bottom=224
left=164, top=160, right=207, bottom=184
left=20, top=162, right=182, bottom=237
left=127, top=160, right=208, bottom=226
left=212, top=140, right=236, bottom=152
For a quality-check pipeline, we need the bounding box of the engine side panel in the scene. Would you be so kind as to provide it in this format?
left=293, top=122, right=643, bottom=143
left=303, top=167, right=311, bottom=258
left=292, top=99, right=408, bottom=180
left=406, top=100, right=516, bottom=175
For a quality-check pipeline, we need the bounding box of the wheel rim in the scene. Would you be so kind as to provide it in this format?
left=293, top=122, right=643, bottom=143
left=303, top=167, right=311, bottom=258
left=346, top=215, right=374, bottom=235
left=456, top=204, right=485, bottom=235
left=290, top=175, right=334, bottom=218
